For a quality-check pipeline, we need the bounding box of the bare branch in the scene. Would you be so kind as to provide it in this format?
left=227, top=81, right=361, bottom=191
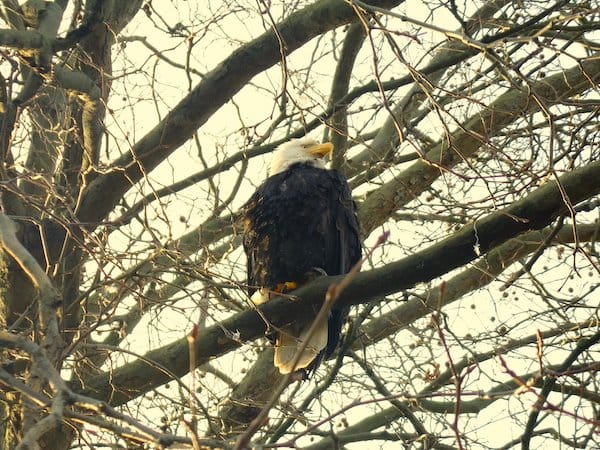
left=76, top=0, right=403, bottom=226
left=82, top=159, right=600, bottom=406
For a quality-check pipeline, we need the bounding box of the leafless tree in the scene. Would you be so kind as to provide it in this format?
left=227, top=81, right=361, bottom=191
left=0, top=1, right=599, bottom=449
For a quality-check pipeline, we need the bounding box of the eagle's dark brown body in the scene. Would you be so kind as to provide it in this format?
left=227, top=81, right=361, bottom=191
left=242, top=162, right=361, bottom=373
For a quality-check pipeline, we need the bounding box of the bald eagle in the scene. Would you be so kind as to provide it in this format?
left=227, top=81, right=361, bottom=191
left=242, top=137, right=361, bottom=375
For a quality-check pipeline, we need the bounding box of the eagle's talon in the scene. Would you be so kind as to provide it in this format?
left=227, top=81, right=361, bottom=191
left=264, top=325, right=276, bottom=344
left=303, top=267, right=328, bottom=283
left=275, top=281, right=298, bottom=294
left=290, top=369, right=309, bottom=382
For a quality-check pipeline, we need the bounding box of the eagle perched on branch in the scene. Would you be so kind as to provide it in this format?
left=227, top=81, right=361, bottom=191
left=242, top=137, right=361, bottom=375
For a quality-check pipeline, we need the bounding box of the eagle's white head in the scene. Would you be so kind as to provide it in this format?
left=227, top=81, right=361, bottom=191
left=269, top=137, right=334, bottom=176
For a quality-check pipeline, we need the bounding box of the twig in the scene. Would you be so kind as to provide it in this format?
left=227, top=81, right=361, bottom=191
left=0, top=331, right=229, bottom=449
left=520, top=329, right=600, bottom=450
left=431, top=304, right=467, bottom=450
left=500, top=216, right=565, bottom=291
left=186, top=323, right=202, bottom=450
left=349, top=349, right=431, bottom=440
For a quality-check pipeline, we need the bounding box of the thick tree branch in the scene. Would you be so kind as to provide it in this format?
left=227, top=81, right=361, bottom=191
left=306, top=326, right=597, bottom=450
left=357, top=221, right=600, bottom=347
left=359, top=55, right=600, bottom=235
left=81, top=159, right=600, bottom=406
left=0, top=28, right=46, bottom=50
left=327, top=21, right=366, bottom=168
left=0, top=213, right=63, bottom=363
left=75, top=0, right=402, bottom=225
left=345, top=0, right=512, bottom=177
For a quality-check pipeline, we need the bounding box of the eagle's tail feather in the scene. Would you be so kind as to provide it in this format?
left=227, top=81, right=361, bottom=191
left=274, top=324, right=328, bottom=374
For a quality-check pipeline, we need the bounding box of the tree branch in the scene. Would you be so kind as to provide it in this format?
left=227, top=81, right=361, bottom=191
left=521, top=330, right=600, bottom=450
left=81, top=158, right=600, bottom=405
left=359, top=55, right=600, bottom=235
left=327, top=22, right=366, bottom=169
left=357, top=221, right=600, bottom=347
left=305, top=328, right=597, bottom=450
left=75, top=0, right=402, bottom=226
left=0, top=213, right=63, bottom=363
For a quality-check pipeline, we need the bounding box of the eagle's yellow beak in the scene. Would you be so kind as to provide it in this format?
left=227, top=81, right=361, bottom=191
left=308, top=142, right=334, bottom=159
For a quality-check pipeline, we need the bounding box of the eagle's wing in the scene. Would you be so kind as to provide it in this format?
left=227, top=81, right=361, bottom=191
left=242, top=166, right=361, bottom=374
